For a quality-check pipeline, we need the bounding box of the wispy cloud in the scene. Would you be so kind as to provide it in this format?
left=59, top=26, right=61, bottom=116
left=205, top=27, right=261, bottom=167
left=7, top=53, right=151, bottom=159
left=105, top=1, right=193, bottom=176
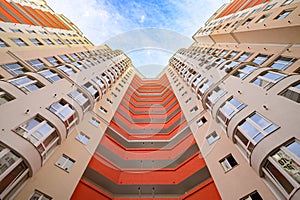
left=46, top=0, right=229, bottom=77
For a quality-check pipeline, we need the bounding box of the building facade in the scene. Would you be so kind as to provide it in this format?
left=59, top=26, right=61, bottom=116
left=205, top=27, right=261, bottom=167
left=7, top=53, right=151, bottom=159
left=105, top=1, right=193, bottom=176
left=0, top=0, right=299, bottom=199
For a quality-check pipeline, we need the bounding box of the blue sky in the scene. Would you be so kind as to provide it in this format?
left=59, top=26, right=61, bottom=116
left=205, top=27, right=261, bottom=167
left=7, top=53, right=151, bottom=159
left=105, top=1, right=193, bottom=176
left=47, top=0, right=228, bottom=77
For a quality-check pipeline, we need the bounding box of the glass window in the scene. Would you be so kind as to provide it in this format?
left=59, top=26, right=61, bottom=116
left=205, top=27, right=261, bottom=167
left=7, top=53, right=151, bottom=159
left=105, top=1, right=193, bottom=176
left=71, top=39, right=78, bottom=44
left=89, top=117, right=100, bottom=127
left=11, top=38, right=28, bottom=46
left=27, top=59, right=46, bottom=70
left=264, top=3, right=276, bottom=11
left=242, top=18, right=253, bottom=26
left=49, top=99, right=77, bottom=130
left=99, top=106, right=107, bottom=114
left=238, top=52, right=253, bottom=61
left=232, top=65, right=257, bottom=80
left=59, top=55, right=72, bottom=63
left=54, top=39, right=64, bottom=45
left=71, top=62, right=85, bottom=71
left=39, top=31, right=47, bottom=35
left=45, top=57, right=60, bottom=66
left=14, top=115, right=59, bottom=160
left=212, top=58, right=226, bottom=68
left=269, top=56, right=297, bottom=70
left=282, top=0, right=294, bottom=6
left=26, top=29, right=36, bottom=34
left=76, top=132, right=90, bottom=145
left=0, top=88, right=15, bottom=106
left=0, top=144, right=28, bottom=196
left=198, top=80, right=213, bottom=98
left=235, top=112, right=278, bottom=157
left=1, top=62, right=29, bottom=76
left=197, top=117, right=207, bottom=127
left=207, top=86, right=226, bottom=108
left=57, top=65, right=76, bottom=76
left=264, top=140, right=300, bottom=196
left=190, top=106, right=198, bottom=113
left=227, top=51, right=239, bottom=59
left=252, top=71, right=286, bottom=89
left=83, top=82, right=99, bottom=100
left=281, top=82, right=300, bottom=103
left=43, top=39, right=54, bottom=45
left=256, top=14, right=270, bottom=23
left=0, top=39, right=9, bottom=48
left=70, top=53, right=80, bottom=61
left=220, top=61, right=239, bottom=72
left=38, top=69, right=62, bottom=83
left=240, top=191, right=263, bottom=200
left=217, top=97, right=246, bottom=126
left=252, top=54, right=271, bottom=65
left=206, top=131, right=220, bottom=145
left=275, top=9, right=294, bottom=19
left=219, top=154, right=238, bottom=172
left=68, top=90, right=90, bottom=111
left=219, top=50, right=229, bottom=57
left=64, top=39, right=72, bottom=45
left=29, top=38, right=43, bottom=46
left=10, top=28, right=22, bottom=33
left=29, top=190, right=52, bottom=200
left=55, top=154, right=75, bottom=172
left=9, top=76, right=44, bottom=93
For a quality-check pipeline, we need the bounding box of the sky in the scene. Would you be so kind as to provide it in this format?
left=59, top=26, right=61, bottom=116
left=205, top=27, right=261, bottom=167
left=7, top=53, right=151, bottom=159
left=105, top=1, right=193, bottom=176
left=47, top=0, right=229, bottom=77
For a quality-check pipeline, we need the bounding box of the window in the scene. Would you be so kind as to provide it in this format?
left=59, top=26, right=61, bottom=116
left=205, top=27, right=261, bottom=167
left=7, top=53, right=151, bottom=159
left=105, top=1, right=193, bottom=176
left=252, top=54, right=271, bottom=65
left=1, top=62, right=29, bottom=76
left=27, top=59, right=46, bottom=70
left=0, top=144, right=29, bottom=198
left=206, top=131, right=220, bottom=145
left=238, top=52, right=253, bottom=61
left=217, top=97, right=246, bottom=127
left=207, top=86, right=226, bottom=108
left=83, top=82, right=99, bottom=100
left=197, top=117, right=207, bottom=127
left=282, top=0, right=294, bottom=6
left=280, top=81, right=300, bottom=103
left=190, top=106, right=198, bottom=113
left=54, top=39, right=64, bottom=45
left=185, top=97, right=192, bottom=104
left=9, top=76, right=44, bottom=93
left=64, top=39, right=72, bottom=45
left=198, top=80, right=213, bottom=98
left=0, top=39, right=9, bottom=47
left=219, top=50, right=229, bottom=57
left=0, top=27, right=4, bottom=32
left=240, top=191, right=263, bottom=200
left=59, top=55, right=72, bottom=63
left=192, top=75, right=203, bottom=89
left=14, top=115, right=59, bottom=160
left=76, top=132, right=90, bottom=145
left=269, top=56, right=297, bottom=70
left=0, top=88, right=15, bottom=106
left=57, top=65, right=76, bottom=76
left=71, top=62, right=85, bottom=71
left=93, top=77, right=106, bottom=91
left=220, top=61, right=239, bottom=73
left=43, top=39, right=54, bottom=45
left=256, top=14, right=270, bottom=23
left=55, top=154, right=75, bottom=172
left=70, top=53, right=80, bottom=61
left=89, top=117, right=100, bottom=127
left=29, top=38, right=43, bottom=46
left=232, top=65, right=257, bottom=80
left=264, top=140, right=300, bottom=197
left=45, top=57, right=60, bottom=66
left=242, top=18, right=253, bottom=26
left=30, top=190, right=52, bottom=200
left=39, top=31, right=47, bottom=35
left=235, top=112, right=278, bottom=157
left=106, top=98, right=113, bottom=104
left=26, top=29, right=36, bottom=34
left=38, top=69, right=62, bottom=83
left=219, top=154, right=238, bottom=172
left=68, top=89, right=90, bottom=111
left=99, top=106, right=108, bottom=114
left=11, top=38, right=28, bottom=46
left=264, top=3, right=276, bottom=11
left=212, top=58, right=226, bottom=68
left=71, top=39, right=78, bottom=44
left=252, top=71, right=286, bottom=89
left=10, top=28, right=22, bottom=33
left=275, top=9, right=294, bottom=19
left=227, top=51, right=239, bottom=59
left=49, top=99, right=77, bottom=130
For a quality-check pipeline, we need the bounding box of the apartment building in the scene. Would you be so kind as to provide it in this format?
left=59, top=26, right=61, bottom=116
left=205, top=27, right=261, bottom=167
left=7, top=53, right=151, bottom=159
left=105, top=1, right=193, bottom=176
left=0, top=0, right=299, bottom=199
